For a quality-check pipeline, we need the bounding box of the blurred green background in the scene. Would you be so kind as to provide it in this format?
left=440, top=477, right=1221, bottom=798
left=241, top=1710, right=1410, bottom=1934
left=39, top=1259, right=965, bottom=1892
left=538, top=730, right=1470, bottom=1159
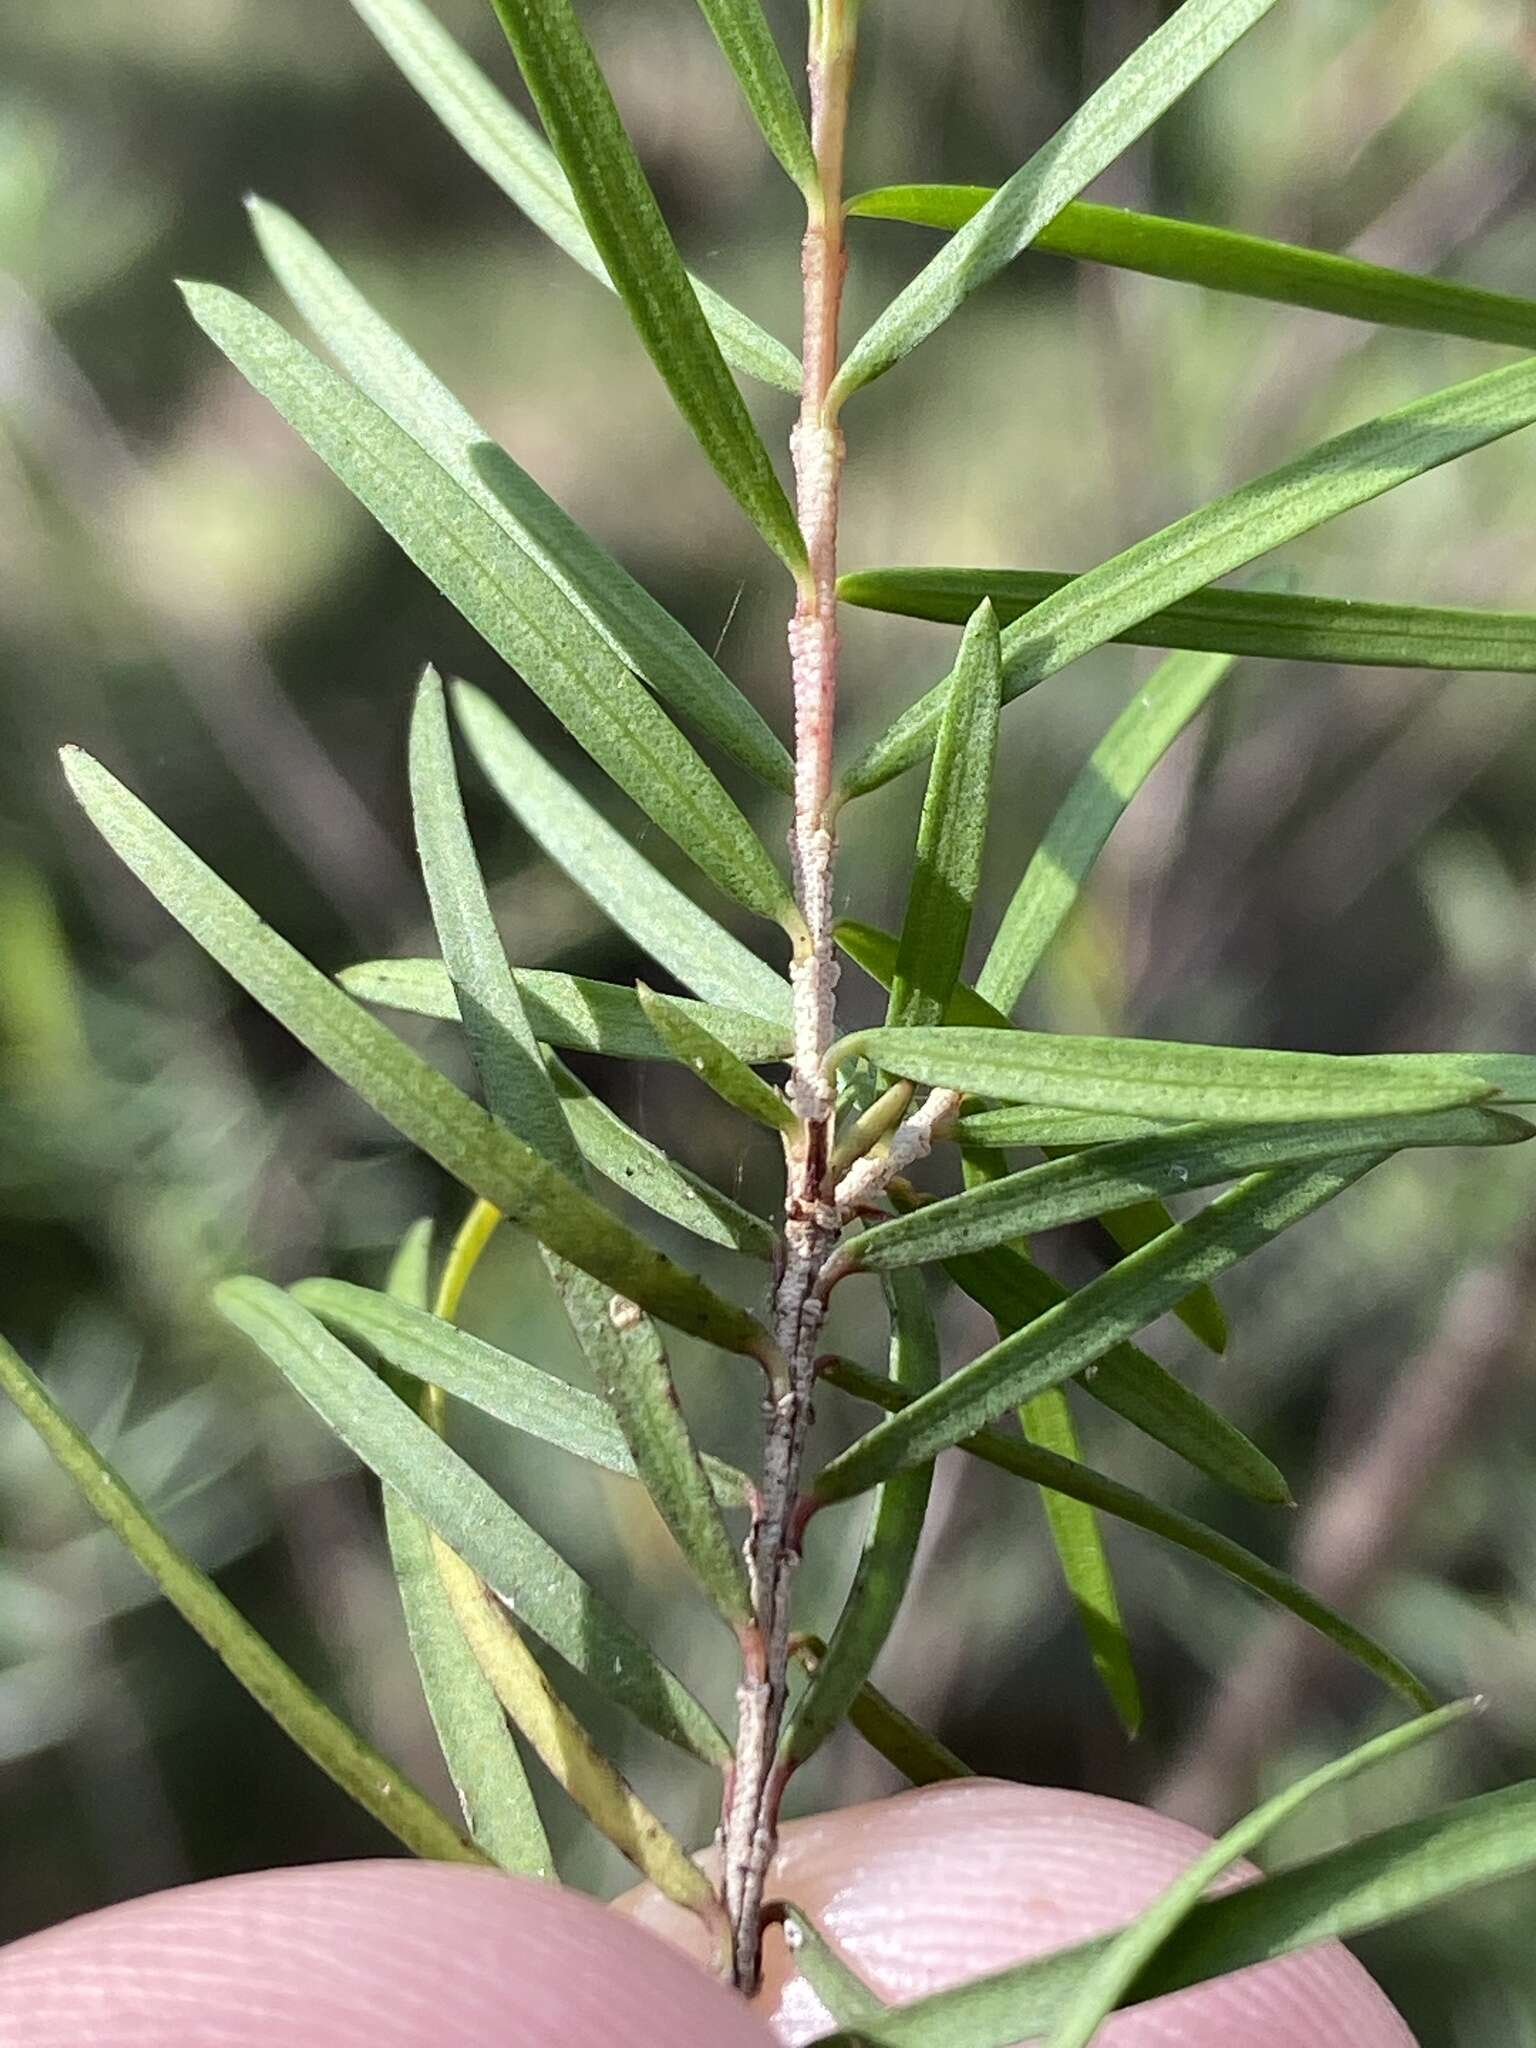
left=4, top=0, right=1536, bottom=2035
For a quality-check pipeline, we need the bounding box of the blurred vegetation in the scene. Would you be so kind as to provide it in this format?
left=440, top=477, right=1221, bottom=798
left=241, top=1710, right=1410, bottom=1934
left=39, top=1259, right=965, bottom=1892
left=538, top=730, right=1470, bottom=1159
left=3, top=0, right=1536, bottom=2035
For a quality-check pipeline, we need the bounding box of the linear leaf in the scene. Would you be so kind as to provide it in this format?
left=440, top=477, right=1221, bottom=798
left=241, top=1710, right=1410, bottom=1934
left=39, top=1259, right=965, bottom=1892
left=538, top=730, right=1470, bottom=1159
left=1048, top=1701, right=1476, bottom=2048
left=217, top=1279, right=731, bottom=1763
left=1020, top=1386, right=1141, bottom=1735
left=888, top=601, right=1002, bottom=1030
left=291, top=1279, right=750, bottom=1509
left=831, top=0, right=1279, bottom=401
left=1385, top=1050, right=1536, bottom=1102
left=65, top=751, right=767, bottom=1359
left=839, top=564, right=1536, bottom=674
left=840, top=351, right=1536, bottom=799
left=0, top=1330, right=486, bottom=1865
left=346, top=0, right=800, bottom=393
left=485, top=0, right=805, bottom=571
left=379, top=1228, right=553, bottom=1876
left=812, top=1162, right=1381, bottom=1507
left=340, top=957, right=790, bottom=1064
left=945, top=1243, right=1289, bottom=1504
left=845, top=1106, right=1526, bottom=1273
left=180, top=285, right=794, bottom=927
left=792, top=1635, right=974, bottom=1787
left=838, top=916, right=1225, bottom=1350
left=252, top=198, right=792, bottom=792
left=848, top=187, right=1536, bottom=355
left=555, top=1280, right=752, bottom=1627
left=957, top=1104, right=1176, bottom=1145
left=638, top=983, right=797, bottom=1134
left=820, top=1359, right=1429, bottom=1708
left=547, top=1055, right=774, bottom=1257
left=1132, top=1777, right=1536, bottom=2008
left=452, top=682, right=794, bottom=1022
left=431, top=1537, right=723, bottom=1929
left=782, top=1271, right=939, bottom=1770
left=410, top=668, right=579, bottom=1173
left=1085, top=1192, right=1228, bottom=1355
left=694, top=0, right=816, bottom=191
left=830, top=1025, right=1493, bottom=1125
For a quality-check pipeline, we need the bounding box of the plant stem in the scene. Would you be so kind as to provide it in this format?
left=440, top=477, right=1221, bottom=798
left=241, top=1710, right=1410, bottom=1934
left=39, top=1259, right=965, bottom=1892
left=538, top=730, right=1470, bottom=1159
left=721, top=2, right=858, bottom=1992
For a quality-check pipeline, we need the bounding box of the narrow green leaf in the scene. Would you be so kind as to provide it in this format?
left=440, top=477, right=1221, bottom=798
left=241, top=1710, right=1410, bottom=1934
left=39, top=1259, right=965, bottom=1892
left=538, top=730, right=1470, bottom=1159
left=792, top=1635, right=974, bottom=1787
left=409, top=698, right=739, bottom=1669
left=839, top=915, right=1226, bottom=1351
left=485, top=0, right=805, bottom=571
left=957, top=1105, right=1176, bottom=1145
left=848, top=186, right=1536, bottom=355
left=382, top=1625, right=541, bottom=1884
left=820, top=1358, right=1429, bottom=1709
left=410, top=668, right=579, bottom=1174
left=1385, top=1050, right=1536, bottom=1102
left=888, top=601, right=1002, bottom=1030
left=1019, top=1387, right=1141, bottom=1735
left=380, top=1227, right=553, bottom=1877
left=251, top=198, right=792, bottom=792
left=845, top=1106, right=1526, bottom=1273
left=547, top=1055, right=774, bottom=1257
left=345, top=0, right=801, bottom=393
left=830, top=1025, right=1493, bottom=1126
left=1087, top=1193, right=1229, bottom=1354
left=694, top=0, right=816, bottom=191
left=430, top=1537, right=723, bottom=1931
left=839, top=564, right=1536, bottom=674
left=1133, top=1777, right=1536, bottom=2008
left=840, top=351, right=1536, bottom=799
left=831, top=0, right=1279, bottom=401
left=65, top=750, right=768, bottom=1359
left=180, top=286, right=794, bottom=927
left=638, top=983, right=797, bottom=1134
left=292, top=1278, right=750, bottom=1509
left=555, top=1281, right=753, bottom=1627
left=990, top=647, right=1235, bottom=1011
left=339, top=957, right=791, bottom=1064
left=0, top=1330, right=487, bottom=1865
left=216, top=1279, right=732, bottom=1763
left=812, top=1163, right=1381, bottom=1508
left=452, top=682, right=794, bottom=1022
left=945, top=1242, right=1289, bottom=1504
left=1048, top=1701, right=1476, bottom=2048
left=782, top=1271, right=939, bottom=1770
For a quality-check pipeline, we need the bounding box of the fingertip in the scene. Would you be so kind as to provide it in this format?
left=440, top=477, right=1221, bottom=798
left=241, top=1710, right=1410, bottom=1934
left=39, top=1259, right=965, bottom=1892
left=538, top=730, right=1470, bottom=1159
left=0, top=1861, right=775, bottom=2048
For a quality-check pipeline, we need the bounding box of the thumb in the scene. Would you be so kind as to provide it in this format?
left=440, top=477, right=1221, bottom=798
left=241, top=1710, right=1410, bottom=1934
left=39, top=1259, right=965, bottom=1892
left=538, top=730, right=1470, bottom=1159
left=614, top=1778, right=1417, bottom=2046
left=0, top=1860, right=776, bottom=2048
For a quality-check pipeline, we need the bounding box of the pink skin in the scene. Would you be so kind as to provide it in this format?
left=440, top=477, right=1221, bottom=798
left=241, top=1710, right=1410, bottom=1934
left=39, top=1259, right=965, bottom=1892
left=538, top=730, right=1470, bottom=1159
left=0, top=1783, right=1418, bottom=2047
left=0, top=1861, right=777, bottom=2048
left=616, top=1780, right=1420, bottom=2047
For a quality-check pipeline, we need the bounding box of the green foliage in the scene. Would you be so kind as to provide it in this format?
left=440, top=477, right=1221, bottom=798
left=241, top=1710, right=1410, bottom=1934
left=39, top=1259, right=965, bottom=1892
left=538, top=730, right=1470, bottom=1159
left=848, top=188, right=1536, bottom=353
left=840, top=567, right=1536, bottom=674
left=10, top=0, right=1536, bottom=2021
left=831, top=0, right=1281, bottom=400
left=484, top=0, right=805, bottom=571
left=841, top=354, right=1536, bottom=797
